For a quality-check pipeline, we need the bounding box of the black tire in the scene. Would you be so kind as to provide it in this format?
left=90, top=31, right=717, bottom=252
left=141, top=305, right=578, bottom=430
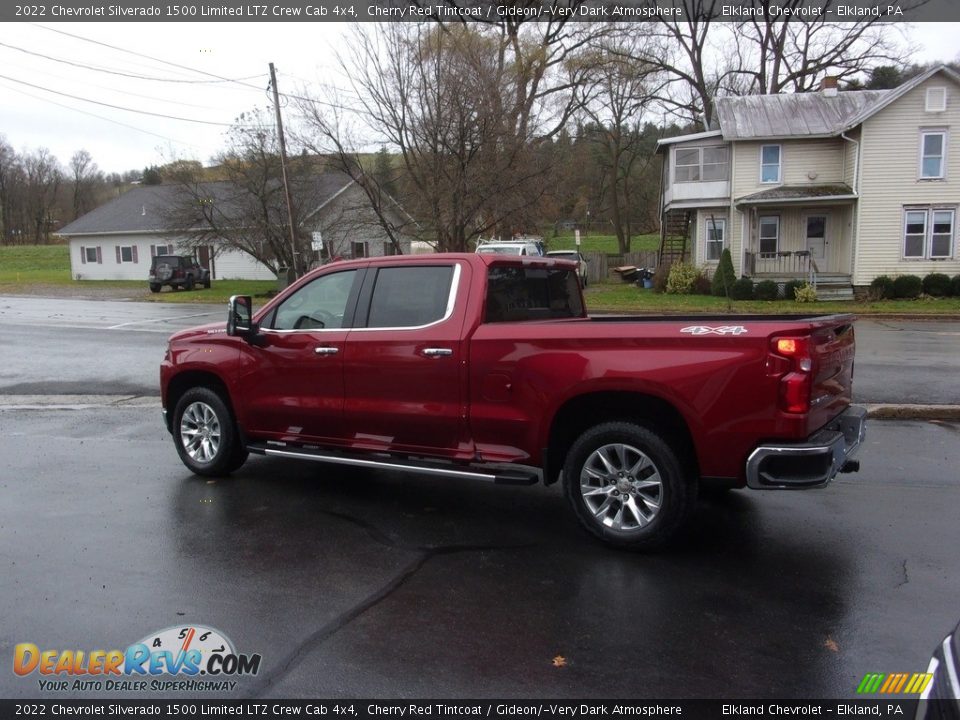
left=149, top=283, right=161, bottom=293
left=172, top=387, right=246, bottom=477
left=203, top=276, right=211, bottom=289
left=185, top=275, right=195, bottom=291
left=562, top=422, right=696, bottom=550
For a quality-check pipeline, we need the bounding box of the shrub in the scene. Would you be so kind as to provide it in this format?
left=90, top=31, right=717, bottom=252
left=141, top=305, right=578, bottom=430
left=652, top=261, right=671, bottom=294
left=952, top=275, right=960, bottom=297
left=754, top=280, right=778, bottom=301
left=922, top=272, right=952, bottom=297
left=692, top=269, right=713, bottom=295
left=794, top=283, right=818, bottom=303
left=869, top=275, right=895, bottom=300
left=893, top=274, right=923, bottom=299
left=711, top=248, right=736, bottom=297
left=783, top=279, right=805, bottom=300
left=730, top=277, right=755, bottom=300
left=665, top=261, right=700, bottom=294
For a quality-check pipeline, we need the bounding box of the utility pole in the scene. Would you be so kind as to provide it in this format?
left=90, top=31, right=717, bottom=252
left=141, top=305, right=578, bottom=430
left=269, top=62, right=299, bottom=279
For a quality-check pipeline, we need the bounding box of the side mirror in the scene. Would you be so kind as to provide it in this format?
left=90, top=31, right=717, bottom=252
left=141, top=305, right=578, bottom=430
left=227, top=295, right=256, bottom=338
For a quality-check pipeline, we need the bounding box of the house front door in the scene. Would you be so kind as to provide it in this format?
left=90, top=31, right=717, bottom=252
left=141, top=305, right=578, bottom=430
left=805, top=214, right=829, bottom=272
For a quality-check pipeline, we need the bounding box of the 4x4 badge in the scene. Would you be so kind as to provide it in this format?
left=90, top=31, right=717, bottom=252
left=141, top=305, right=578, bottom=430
left=681, top=326, right=748, bottom=336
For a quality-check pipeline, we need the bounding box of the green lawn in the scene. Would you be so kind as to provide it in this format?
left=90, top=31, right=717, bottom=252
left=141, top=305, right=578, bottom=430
left=584, top=283, right=960, bottom=315
left=544, top=232, right=660, bottom=254
left=2, top=244, right=958, bottom=314
left=0, top=244, right=277, bottom=303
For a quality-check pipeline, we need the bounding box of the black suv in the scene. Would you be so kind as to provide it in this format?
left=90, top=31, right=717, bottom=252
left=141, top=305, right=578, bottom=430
left=149, top=255, right=211, bottom=292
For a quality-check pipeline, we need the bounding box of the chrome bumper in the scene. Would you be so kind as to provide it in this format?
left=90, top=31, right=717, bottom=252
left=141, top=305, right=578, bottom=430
left=746, top=405, right=867, bottom=490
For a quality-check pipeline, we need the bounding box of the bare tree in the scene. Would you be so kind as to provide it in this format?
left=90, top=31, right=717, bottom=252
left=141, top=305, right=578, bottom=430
left=642, top=0, right=918, bottom=128
left=21, top=148, right=63, bottom=244
left=164, top=108, right=328, bottom=275
left=299, top=21, right=608, bottom=251
left=0, top=137, right=19, bottom=243
left=69, top=150, right=102, bottom=221
left=577, top=28, right=666, bottom=253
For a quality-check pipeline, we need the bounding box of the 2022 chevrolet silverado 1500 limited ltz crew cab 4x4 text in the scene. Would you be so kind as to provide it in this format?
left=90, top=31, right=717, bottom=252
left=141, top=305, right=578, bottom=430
left=160, top=253, right=865, bottom=550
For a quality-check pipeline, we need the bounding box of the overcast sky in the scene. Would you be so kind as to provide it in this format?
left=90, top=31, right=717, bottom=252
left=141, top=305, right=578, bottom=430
left=0, top=21, right=957, bottom=175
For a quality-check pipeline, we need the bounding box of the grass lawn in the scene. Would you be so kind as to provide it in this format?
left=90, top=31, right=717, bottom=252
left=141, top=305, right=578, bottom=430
left=544, top=232, right=660, bottom=254
left=585, top=282, right=960, bottom=315
left=0, top=244, right=278, bottom=303
left=2, top=244, right=958, bottom=314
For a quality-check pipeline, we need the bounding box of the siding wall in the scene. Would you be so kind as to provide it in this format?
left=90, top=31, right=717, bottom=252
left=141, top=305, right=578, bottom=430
left=69, top=236, right=276, bottom=281
left=732, top=138, right=847, bottom=198
left=855, top=74, right=960, bottom=285
left=735, top=206, right=853, bottom=275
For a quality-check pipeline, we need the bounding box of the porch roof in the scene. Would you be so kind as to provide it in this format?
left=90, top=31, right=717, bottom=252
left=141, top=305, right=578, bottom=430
left=735, top=183, right=856, bottom=207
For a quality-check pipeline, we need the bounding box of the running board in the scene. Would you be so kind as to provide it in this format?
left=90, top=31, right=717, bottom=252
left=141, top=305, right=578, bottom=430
left=246, top=442, right=539, bottom=486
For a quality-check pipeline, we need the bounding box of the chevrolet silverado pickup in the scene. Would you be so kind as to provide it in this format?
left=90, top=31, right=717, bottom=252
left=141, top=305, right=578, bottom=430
left=160, top=253, right=865, bottom=549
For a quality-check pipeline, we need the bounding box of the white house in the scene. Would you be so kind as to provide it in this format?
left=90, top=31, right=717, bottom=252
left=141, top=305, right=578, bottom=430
left=58, top=172, right=414, bottom=281
left=657, top=65, right=960, bottom=296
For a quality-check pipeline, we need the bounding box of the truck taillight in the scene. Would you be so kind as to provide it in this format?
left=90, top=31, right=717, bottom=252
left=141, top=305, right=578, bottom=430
left=771, top=336, right=813, bottom=414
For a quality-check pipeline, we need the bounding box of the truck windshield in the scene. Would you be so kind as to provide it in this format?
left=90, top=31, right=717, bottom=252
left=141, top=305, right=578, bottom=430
left=485, top=265, right=584, bottom=323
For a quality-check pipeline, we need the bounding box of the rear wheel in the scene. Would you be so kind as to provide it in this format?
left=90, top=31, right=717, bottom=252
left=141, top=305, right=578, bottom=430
left=562, top=422, right=696, bottom=550
left=173, top=387, right=246, bottom=477
left=185, top=275, right=195, bottom=291
left=149, top=283, right=161, bottom=293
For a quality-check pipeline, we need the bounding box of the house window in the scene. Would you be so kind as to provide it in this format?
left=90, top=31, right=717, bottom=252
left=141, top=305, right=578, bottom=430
left=926, top=87, right=947, bottom=112
left=351, top=241, right=367, bottom=258
left=85, top=247, right=98, bottom=263
left=116, top=245, right=138, bottom=263
left=673, top=146, right=729, bottom=183
left=674, top=148, right=701, bottom=182
left=760, top=145, right=782, bottom=183
left=705, top=218, right=726, bottom=261
left=903, top=208, right=955, bottom=259
left=151, top=244, right=175, bottom=257
left=920, top=131, right=946, bottom=179
left=759, top=216, right=780, bottom=256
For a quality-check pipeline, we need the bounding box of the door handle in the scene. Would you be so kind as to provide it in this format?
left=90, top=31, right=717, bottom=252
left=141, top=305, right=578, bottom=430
left=314, top=347, right=339, bottom=356
left=421, top=348, right=453, bottom=357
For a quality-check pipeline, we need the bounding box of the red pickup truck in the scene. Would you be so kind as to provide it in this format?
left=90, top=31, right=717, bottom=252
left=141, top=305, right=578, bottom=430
left=160, top=253, right=865, bottom=549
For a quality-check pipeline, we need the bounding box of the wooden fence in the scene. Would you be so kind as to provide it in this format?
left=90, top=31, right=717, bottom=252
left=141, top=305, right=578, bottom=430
left=583, top=251, right=658, bottom=285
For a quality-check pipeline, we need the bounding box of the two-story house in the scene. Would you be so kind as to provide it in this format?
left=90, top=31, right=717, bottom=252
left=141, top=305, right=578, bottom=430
left=657, top=65, right=960, bottom=298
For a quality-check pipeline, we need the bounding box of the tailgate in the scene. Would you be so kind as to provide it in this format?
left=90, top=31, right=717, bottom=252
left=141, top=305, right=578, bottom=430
left=806, top=319, right=856, bottom=434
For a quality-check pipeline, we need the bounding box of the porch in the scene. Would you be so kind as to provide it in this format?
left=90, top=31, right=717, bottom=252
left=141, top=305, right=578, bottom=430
left=743, top=251, right=853, bottom=299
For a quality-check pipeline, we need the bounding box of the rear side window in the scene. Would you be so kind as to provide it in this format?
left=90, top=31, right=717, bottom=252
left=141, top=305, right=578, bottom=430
left=366, top=266, right=455, bottom=328
left=485, top=266, right=584, bottom=322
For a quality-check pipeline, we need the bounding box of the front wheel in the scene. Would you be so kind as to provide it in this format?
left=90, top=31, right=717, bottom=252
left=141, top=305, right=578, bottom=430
left=173, top=388, right=246, bottom=476
left=562, top=422, right=696, bottom=550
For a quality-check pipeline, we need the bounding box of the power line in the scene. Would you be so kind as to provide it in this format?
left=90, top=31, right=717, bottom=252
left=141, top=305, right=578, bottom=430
left=1, top=56, right=227, bottom=112
left=33, top=24, right=270, bottom=92
left=0, top=81, right=201, bottom=149
left=0, top=73, right=240, bottom=127
left=0, top=41, right=267, bottom=85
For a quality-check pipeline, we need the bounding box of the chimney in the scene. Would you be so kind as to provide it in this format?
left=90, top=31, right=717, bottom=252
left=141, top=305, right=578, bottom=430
left=820, top=76, right=839, bottom=98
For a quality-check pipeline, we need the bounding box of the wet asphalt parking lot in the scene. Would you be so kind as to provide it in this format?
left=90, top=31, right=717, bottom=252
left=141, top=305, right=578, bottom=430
left=1, top=297, right=958, bottom=699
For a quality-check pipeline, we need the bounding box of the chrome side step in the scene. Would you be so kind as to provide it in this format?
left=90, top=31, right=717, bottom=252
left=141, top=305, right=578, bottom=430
left=247, top=443, right=539, bottom=486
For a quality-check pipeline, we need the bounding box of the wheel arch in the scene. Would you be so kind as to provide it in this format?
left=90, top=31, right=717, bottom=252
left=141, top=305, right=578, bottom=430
left=543, top=391, right=699, bottom=485
left=165, top=370, right=236, bottom=434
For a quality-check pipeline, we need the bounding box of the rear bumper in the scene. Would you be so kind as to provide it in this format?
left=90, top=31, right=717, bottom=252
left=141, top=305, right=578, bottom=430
left=746, top=405, right=867, bottom=490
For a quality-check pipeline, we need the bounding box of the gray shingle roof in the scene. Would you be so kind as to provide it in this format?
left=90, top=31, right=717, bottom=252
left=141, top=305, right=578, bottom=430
left=58, top=172, right=353, bottom=236
left=715, top=91, right=888, bottom=140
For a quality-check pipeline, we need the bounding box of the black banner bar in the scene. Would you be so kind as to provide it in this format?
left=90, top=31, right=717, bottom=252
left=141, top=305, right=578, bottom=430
left=2, top=0, right=960, bottom=23
left=1, top=699, right=957, bottom=720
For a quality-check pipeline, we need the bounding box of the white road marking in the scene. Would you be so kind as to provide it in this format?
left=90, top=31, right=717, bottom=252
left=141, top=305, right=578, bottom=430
left=107, top=311, right=219, bottom=329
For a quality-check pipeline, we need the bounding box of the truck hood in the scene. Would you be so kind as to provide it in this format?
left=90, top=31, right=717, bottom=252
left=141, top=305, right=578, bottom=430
left=169, top=322, right=228, bottom=343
